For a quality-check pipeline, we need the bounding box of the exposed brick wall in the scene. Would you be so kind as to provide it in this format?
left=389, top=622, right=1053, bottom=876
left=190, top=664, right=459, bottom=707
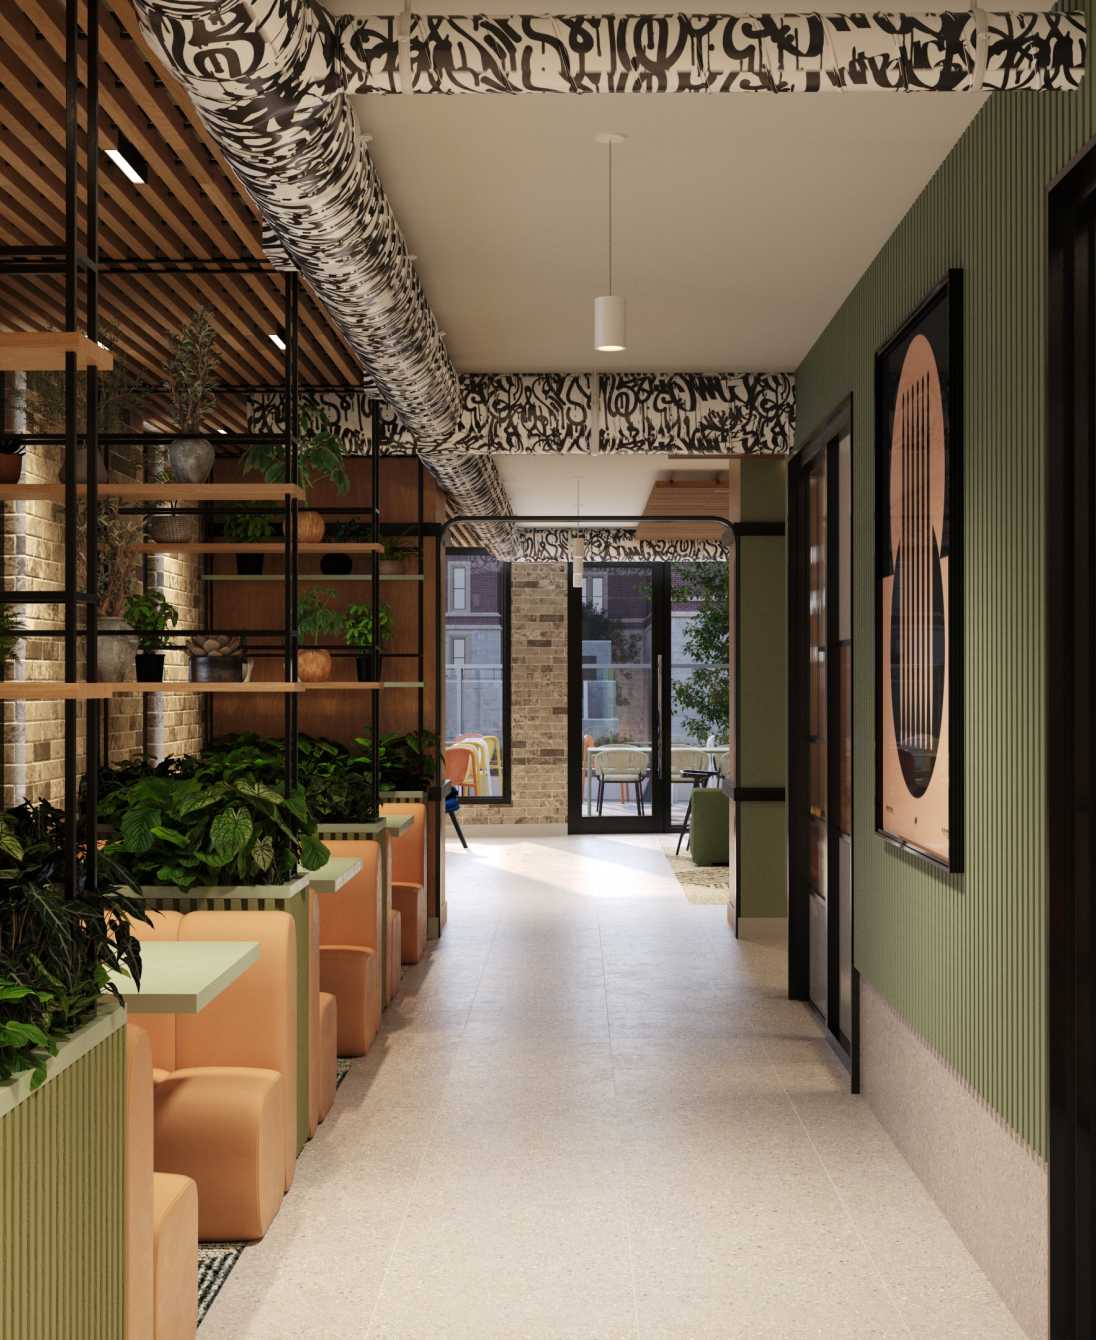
left=462, top=562, right=567, bottom=827
left=1, top=379, right=202, bottom=803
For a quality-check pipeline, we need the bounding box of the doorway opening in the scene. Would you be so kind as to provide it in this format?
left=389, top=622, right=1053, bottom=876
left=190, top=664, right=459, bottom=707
left=566, top=560, right=730, bottom=835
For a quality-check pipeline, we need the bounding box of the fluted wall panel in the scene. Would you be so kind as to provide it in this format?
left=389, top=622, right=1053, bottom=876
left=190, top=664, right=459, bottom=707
left=0, top=1022, right=125, bottom=1340
left=796, top=7, right=1096, bottom=1157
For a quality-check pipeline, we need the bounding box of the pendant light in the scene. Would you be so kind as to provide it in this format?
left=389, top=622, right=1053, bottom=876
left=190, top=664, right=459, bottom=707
left=594, top=132, right=626, bottom=353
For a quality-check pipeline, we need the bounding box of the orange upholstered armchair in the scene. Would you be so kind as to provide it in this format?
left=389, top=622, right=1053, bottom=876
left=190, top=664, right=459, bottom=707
left=126, top=1024, right=198, bottom=1340
left=145, top=910, right=298, bottom=1242
left=380, top=802, right=428, bottom=965
left=317, top=840, right=382, bottom=1057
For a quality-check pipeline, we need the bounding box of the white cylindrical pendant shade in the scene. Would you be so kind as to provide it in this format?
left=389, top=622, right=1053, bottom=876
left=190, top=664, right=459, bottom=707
left=571, top=534, right=585, bottom=587
left=594, top=295, right=626, bottom=352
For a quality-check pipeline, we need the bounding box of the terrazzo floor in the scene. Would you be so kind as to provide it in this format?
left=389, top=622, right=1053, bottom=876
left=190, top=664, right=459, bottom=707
left=199, top=833, right=1025, bottom=1339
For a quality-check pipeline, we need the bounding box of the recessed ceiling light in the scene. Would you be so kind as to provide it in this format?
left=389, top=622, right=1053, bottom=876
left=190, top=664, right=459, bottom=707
left=216, top=428, right=227, bottom=435
left=268, top=332, right=287, bottom=352
left=105, top=134, right=148, bottom=185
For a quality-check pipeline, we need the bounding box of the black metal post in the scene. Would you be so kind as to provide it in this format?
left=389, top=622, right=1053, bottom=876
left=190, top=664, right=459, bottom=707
left=62, top=0, right=79, bottom=896
left=283, top=273, right=299, bottom=791
left=84, top=0, right=101, bottom=889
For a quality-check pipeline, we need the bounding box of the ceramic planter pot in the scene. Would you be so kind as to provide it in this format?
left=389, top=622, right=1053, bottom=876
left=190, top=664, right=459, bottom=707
left=135, top=652, right=165, bottom=682
left=355, top=650, right=379, bottom=682
left=96, top=616, right=136, bottom=682
left=148, top=511, right=199, bottom=543
left=319, top=552, right=352, bottom=576
left=189, top=655, right=243, bottom=683
left=0, top=454, right=23, bottom=483
left=169, top=436, right=214, bottom=483
left=298, top=648, right=332, bottom=682
left=298, top=511, right=325, bottom=543
left=236, top=553, right=265, bottom=576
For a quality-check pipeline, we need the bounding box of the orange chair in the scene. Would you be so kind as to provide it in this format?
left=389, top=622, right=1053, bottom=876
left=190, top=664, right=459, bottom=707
left=317, top=990, right=338, bottom=1119
left=388, top=907, right=403, bottom=1000
left=443, top=746, right=476, bottom=849
left=317, top=840, right=382, bottom=1056
left=380, top=802, right=427, bottom=965
left=152, top=910, right=297, bottom=1242
left=129, top=909, right=184, bottom=1078
left=126, top=1024, right=198, bottom=1340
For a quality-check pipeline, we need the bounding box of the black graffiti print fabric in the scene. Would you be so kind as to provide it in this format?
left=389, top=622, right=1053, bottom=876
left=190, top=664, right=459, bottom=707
left=339, top=12, right=1086, bottom=96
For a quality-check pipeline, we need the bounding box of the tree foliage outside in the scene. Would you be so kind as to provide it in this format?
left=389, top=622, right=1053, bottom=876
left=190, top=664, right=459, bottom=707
left=671, top=563, right=729, bottom=742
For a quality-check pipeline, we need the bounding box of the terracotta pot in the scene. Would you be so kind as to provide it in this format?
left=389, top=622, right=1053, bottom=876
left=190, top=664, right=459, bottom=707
left=0, top=454, right=22, bottom=483
left=169, top=436, right=214, bottom=483
left=298, top=512, right=325, bottom=543
left=297, top=648, right=332, bottom=682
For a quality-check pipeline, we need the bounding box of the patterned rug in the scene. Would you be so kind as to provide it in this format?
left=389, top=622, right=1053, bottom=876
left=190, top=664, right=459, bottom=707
left=661, top=839, right=731, bottom=905
left=197, top=1058, right=354, bottom=1325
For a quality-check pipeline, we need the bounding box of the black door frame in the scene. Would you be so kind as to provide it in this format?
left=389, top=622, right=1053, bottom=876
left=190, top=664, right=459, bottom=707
left=787, top=396, right=858, bottom=1084
left=567, top=560, right=673, bottom=834
left=1047, top=140, right=1096, bottom=1340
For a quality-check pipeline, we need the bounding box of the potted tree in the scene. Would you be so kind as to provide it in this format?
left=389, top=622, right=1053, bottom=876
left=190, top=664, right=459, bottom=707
left=166, top=307, right=217, bottom=483
left=344, top=601, right=392, bottom=682
left=224, top=506, right=277, bottom=575
left=89, top=497, right=142, bottom=682
left=124, top=590, right=179, bottom=682
left=242, top=399, right=350, bottom=543
left=297, top=587, right=343, bottom=683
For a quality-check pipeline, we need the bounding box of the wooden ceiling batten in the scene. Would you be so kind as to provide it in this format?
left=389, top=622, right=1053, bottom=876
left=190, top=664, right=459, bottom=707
left=634, top=476, right=733, bottom=542
left=0, top=0, right=360, bottom=397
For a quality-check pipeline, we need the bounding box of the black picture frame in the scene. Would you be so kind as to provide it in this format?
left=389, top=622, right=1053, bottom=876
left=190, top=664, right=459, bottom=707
left=873, top=270, right=964, bottom=873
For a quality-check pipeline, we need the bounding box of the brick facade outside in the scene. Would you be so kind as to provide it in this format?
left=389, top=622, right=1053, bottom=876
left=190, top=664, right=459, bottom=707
left=462, top=562, right=567, bottom=827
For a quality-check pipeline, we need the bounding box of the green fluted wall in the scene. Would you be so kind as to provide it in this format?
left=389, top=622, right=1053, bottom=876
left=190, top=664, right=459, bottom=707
left=0, top=1023, right=125, bottom=1339
left=796, top=11, right=1096, bottom=1156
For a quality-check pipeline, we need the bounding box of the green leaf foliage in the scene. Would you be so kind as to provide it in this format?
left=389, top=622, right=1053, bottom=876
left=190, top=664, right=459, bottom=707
left=669, top=563, right=730, bottom=742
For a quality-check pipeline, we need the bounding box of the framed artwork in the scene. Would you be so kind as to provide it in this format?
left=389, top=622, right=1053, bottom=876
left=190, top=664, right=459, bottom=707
left=874, top=271, right=963, bottom=872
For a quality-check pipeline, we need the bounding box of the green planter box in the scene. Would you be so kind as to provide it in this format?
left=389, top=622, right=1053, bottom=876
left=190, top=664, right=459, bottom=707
left=0, top=1002, right=126, bottom=1340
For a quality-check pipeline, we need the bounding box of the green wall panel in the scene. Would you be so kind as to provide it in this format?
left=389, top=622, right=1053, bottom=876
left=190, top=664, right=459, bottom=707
left=0, top=1024, right=125, bottom=1340
left=738, top=535, right=787, bottom=790
left=739, top=802, right=788, bottom=918
left=796, top=12, right=1096, bottom=1156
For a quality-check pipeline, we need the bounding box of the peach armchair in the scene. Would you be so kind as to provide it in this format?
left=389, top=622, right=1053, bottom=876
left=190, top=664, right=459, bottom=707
left=126, top=1024, right=198, bottom=1340
left=317, top=840, right=382, bottom=1057
left=148, top=910, right=297, bottom=1241
left=380, top=802, right=428, bottom=965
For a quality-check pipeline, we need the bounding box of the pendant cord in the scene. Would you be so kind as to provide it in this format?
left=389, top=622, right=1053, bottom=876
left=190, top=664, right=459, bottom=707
left=608, top=142, right=613, bottom=295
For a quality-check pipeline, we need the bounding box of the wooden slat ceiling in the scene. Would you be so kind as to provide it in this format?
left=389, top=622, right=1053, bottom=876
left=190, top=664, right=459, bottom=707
left=0, top=0, right=362, bottom=432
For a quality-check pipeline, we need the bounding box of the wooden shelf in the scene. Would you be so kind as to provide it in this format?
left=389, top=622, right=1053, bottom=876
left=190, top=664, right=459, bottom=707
left=99, top=681, right=305, bottom=695
left=0, top=483, right=305, bottom=504
left=0, top=681, right=114, bottom=701
left=299, top=681, right=424, bottom=691
left=0, top=331, right=114, bottom=372
left=201, top=573, right=423, bottom=583
left=136, top=541, right=382, bottom=555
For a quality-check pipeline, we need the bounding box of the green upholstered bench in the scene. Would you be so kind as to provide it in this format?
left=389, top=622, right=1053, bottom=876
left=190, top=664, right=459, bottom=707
left=690, top=789, right=730, bottom=867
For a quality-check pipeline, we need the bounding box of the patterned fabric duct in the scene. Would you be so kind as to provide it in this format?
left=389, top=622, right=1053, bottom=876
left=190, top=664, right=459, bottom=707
left=338, top=11, right=1086, bottom=95
left=131, top=0, right=520, bottom=556
left=515, top=528, right=731, bottom=562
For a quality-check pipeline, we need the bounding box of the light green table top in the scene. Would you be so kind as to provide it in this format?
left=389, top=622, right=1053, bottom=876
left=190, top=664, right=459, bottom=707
left=384, top=814, right=414, bottom=835
left=306, top=855, right=363, bottom=893
left=110, top=940, right=260, bottom=1014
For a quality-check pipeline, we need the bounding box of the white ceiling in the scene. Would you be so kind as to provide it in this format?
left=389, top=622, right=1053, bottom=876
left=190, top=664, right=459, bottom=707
left=330, top=2, right=1027, bottom=373
left=496, top=454, right=726, bottom=519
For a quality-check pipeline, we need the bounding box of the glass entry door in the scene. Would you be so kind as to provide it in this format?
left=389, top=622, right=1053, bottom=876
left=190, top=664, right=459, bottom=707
left=568, top=561, right=729, bottom=834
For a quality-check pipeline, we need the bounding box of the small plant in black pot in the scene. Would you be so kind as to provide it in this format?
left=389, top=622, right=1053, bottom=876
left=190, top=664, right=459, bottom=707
left=344, top=601, right=392, bottom=682
left=124, top=590, right=179, bottom=682
left=224, top=506, right=277, bottom=574
left=320, top=519, right=373, bottom=576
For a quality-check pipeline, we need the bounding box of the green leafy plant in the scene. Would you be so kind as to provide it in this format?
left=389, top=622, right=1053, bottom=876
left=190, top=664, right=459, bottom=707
left=242, top=399, right=350, bottom=497
left=82, top=496, right=142, bottom=619
left=0, top=801, right=148, bottom=1088
left=355, top=729, right=440, bottom=792
left=298, top=588, right=343, bottom=645
left=124, top=590, right=179, bottom=654
left=223, top=506, right=277, bottom=544
left=326, top=520, right=375, bottom=544
left=382, top=534, right=417, bottom=562
left=167, top=308, right=217, bottom=434
left=102, top=773, right=329, bottom=889
left=0, top=605, right=25, bottom=662
left=669, top=563, right=729, bottom=740
left=344, top=602, right=392, bottom=651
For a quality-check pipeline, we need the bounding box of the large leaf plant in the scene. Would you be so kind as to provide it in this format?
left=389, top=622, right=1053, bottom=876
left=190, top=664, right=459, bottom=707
left=103, top=773, right=329, bottom=889
left=0, top=800, right=149, bottom=1088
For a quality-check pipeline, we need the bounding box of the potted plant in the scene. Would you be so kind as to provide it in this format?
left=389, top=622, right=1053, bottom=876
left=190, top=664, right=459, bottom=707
left=124, top=590, right=179, bottom=682
left=85, top=496, right=142, bottom=681
left=166, top=307, right=217, bottom=483
left=344, top=601, right=392, bottom=682
left=186, top=633, right=244, bottom=683
left=0, top=605, right=25, bottom=664
left=321, top=519, right=374, bottom=576
left=380, top=535, right=418, bottom=575
left=0, top=800, right=148, bottom=1088
left=0, top=440, right=24, bottom=485
left=147, top=448, right=198, bottom=543
left=242, top=399, right=350, bottom=544
left=297, top=586, right=342, bottom=682
left=224, top=505, right=277, bottom=574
